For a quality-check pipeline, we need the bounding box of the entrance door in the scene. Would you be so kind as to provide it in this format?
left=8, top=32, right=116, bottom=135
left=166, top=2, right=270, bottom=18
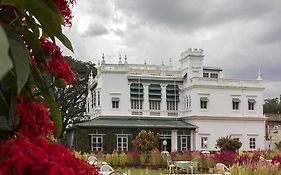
left=159, top=138, right=171, bottom=153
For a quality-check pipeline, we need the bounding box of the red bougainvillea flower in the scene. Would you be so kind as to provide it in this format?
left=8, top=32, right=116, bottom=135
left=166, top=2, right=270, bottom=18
left=39, top=37, right=74, bottom=85
left=16, top=96, right=55, bottom=138
left=54, top=0, right=75, bottom=26
left=0, top=136, right=99, bottom=175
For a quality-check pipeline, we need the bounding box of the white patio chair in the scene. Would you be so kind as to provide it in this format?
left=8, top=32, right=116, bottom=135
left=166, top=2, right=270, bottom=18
left=99, top=164, right=114, bottom=175
left=167, top=160, right=176, bottom=174
left=109, top=171, right=124, bottom=175
left=260, top=156, right=272, bottom=163
left=216, top=163, right=230, bottom=174
left=87, top=155, right=97, bottom=166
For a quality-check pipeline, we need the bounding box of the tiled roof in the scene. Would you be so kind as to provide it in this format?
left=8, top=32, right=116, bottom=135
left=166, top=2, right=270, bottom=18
left=74, top=117, right=197, bottom=129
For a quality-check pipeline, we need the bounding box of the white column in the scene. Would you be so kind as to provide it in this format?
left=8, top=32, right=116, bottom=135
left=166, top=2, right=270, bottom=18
left=143, top=83, right=149, bottom=115
left=191, top=130, right=196, bottom=151
left=171, top=130, right=178, bottom=152
left=161, top=84, right=167, bottom=116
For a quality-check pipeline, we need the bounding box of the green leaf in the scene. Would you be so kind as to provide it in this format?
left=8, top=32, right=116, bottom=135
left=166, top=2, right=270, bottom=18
left=31, top=67, right=62, bottom=137
left=3, top=24, right=30, bottom=94
left=1, top=0, right=25, bottom=11
left=0, top=25, right=13, bottom=80
left=24, top=0, right=73, bottom=52
left=0, top=115, right=12, bottom=132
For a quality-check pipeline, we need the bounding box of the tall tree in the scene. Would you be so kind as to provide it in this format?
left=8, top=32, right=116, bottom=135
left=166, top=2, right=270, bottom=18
left=263, top=96, right=281, bottom=114
left=54, top=56, right=96, bottom=132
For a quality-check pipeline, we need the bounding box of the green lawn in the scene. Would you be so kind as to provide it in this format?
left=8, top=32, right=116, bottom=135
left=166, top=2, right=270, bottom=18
left=115, top=167, right=166, bottom=175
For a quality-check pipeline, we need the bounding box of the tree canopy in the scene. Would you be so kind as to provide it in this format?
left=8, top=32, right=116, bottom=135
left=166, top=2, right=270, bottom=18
left=54, top=56, right=96, bottom=132
left=264, top=96, right=281, bottom=114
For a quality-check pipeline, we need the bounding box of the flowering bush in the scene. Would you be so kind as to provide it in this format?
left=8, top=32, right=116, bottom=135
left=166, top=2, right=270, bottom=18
left=213, top=151, right=238, bottom=166
left=0, top=0, right=98, bottom=174
left=0, top=137, right=98, bottom=175
left=216, top=136, right=242, bottom=151
left=132, top=130, right=157, bottom=153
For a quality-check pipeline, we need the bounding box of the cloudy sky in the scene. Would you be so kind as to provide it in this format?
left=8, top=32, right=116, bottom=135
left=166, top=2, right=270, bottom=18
left=62, top=0, right=281, bottom=98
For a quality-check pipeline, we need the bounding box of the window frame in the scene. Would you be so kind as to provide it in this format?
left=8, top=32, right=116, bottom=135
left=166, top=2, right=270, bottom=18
left=249, top=137, right=256, bottom=149
left=90, top=134, right=103, bottom=152
left=201, top=137, right=208, bottom=149
left=116, top=134, right=129, bottom=152
left=149, top=100, right=161, bottom=110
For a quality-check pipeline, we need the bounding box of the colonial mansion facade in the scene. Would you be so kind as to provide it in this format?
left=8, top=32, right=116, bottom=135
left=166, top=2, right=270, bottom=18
left=67, top=48, right=266, bottom=153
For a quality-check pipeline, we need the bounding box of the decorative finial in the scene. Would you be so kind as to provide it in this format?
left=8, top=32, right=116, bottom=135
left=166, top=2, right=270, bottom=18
left=257, top=69, right=262, bottom=81
left=98, top=60, right=100, bottom=66
left=88, top=71, right=94, bottom=83
left=161, top=61, right=164, bottom=66
left=101, top=53, right=105, bottom=64
left=169, top=58, right=172, bottom=66
left=124, top=55, right=128, bottom=64
left=118, top=54, right=122, bottom=64
left=144, top=60, right=147, bottom=65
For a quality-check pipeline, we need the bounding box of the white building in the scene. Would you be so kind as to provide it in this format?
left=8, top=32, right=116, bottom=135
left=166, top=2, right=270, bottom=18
left=82, top=48, right=266, bottom=153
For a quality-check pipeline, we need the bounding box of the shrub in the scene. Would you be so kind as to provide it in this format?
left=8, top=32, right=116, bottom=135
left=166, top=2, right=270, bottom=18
left=213, top=151, right=238, bottom=166
left=105, top=153, right=112, bottom=165
left=148, top=149, right=162, bottom=167
left=216, top=136, right=242, bottom=151
left=132, top=130, right=157, bottom=153
left=119, top=152, right=127, bottom=167
left=140, top=153, right=147, bottom=166
left=127, top=151, right=138, bottom=166
left=111, top=151, right=119, bottom=167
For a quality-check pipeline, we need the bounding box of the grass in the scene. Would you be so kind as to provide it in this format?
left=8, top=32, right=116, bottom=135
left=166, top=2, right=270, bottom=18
left=115, top=167, right=166, bottom=175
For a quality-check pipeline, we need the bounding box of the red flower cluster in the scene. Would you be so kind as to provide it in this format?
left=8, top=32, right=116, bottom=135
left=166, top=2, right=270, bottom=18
left=54, top=0, right=75, bottom=26
left=0, top=136, right=99, bottom=175
left=40, top=38, right=74, bottom=85
left=16, top=96, right=55, bottom=138
left=213, top=151, right=238, bottom=166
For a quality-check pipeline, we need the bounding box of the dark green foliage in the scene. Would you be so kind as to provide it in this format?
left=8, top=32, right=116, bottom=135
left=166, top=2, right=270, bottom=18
left=53, top=56, right=96, bottom=134
left=264, top=96, right=281, bottom=114
left=216, top=136, right=242, bottom=151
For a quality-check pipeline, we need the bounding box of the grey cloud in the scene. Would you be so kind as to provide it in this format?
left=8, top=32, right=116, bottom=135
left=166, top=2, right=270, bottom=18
left=84, top=24, right=109, bottom=37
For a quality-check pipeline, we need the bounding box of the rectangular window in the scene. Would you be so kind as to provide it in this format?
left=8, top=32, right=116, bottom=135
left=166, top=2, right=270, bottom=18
left=112, top=101, right=119, bottom=108
left=201, top=137, right=208, bottom=149
left=91, top=135, right=103, bottom=151
left=249, top=137, right=256, bottom=149
left=131, top=100, right=143, bottom=109
left=177, top=135, right=190, bottom=151
left=167, top=101, right=178, bottom=110
left=203, top=73, right=209, bottom=78
left=201, top=101, right=207, bottom=109
left=248, top=99, right=256, bottom=111
left=233, top=102, right=239, bottom=110
left=248, top=103, right=254, bottom=110
left=210, top=73, right=218, bottom=78
left=149, top=100, right=161, bottom=110
left=97, top=91, right=100, bottom=106
left=117, top=134, right=128, bottom=152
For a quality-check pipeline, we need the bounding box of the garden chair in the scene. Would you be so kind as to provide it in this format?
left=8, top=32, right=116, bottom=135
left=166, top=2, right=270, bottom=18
left=215, top=163, right=230, bottom=174
left=99, top=164, right=114, bottom=175
left=166, top=160, right=176, bottom=174
left=109, top=171, right=124, bottom=175
left=260, top=156, right=272, bottom=163
left=87, top=155, right=97, bottom=166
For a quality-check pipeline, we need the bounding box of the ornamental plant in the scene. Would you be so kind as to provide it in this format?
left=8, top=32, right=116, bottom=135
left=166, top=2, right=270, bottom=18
left=216, top=136, right=242, bottom=151
left=0, top=0, right=98, bottom=174
left=132, top=130, right=157, bottom=153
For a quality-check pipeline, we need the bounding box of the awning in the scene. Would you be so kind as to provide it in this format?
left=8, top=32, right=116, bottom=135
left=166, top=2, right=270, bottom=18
left=248, top=99, right=256, bottom=103
left=232, top=98, right=241, bottom=103
left=76, top=117, right=197, bottom=129
left=200, top=97, right=209, bottom=102
left=112, top=97, right=120, bottom=102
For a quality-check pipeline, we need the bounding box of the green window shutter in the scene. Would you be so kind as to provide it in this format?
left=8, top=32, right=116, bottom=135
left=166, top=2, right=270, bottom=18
left=130, top=83, right=144, bottom=101
left=248, top=99, right=256, bottom=103
left=200, top=97, right=209, bottom=102
left=232, top=98, right=241, bottom=103
left=112, top=97, right=120, bottom=102
left=149, top=84, right=161, bottom=101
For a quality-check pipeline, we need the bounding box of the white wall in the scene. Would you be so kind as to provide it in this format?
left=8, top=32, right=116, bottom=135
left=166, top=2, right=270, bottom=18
left=188, top=119, right=266, bottom=150
left=182, top=87, right=263, bottom=118
left=100, top=72, right=130, bottom=116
